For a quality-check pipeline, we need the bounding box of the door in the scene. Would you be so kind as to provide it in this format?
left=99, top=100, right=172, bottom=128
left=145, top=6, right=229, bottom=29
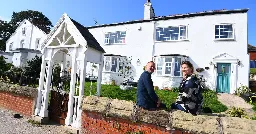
left=217, top=63, right=231, bottom=93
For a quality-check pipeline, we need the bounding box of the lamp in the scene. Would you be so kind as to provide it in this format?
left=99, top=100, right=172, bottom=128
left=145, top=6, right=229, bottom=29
left=209, top=61, right=217, bottom=68
left=237, top=60, right=241, bottom=66
left=136, top=59, right=141, bottom=66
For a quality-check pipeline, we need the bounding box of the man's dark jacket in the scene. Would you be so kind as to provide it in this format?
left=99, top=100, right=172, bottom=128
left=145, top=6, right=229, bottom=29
left=136, top=71, right=159, bottom=109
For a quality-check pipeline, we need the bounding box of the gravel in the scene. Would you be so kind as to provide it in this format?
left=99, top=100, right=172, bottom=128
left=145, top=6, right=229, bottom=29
left=0, top=107, right=74, bottom=134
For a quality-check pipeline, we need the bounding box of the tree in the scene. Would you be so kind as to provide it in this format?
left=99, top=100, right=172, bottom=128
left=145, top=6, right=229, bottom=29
left=24, top=55, right=42, bottom=79
left=9, top=10, right=53, bottom=34
left=0, top=56, right=13, bottom=76
left=0, top=20, right=14, bottom=51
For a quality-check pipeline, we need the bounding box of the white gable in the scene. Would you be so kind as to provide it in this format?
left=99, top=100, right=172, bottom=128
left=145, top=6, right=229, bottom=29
left=41, top=13, right=86, bottom=51
left=213, top=53, right=239, bottom=63
left=5, top=19, right=46, bottom=52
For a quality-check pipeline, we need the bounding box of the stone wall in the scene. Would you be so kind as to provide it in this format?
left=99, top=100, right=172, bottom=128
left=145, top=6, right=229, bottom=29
left=0, top=82, right=37, bottom=116
left=82, top=96, right=256, bottom=134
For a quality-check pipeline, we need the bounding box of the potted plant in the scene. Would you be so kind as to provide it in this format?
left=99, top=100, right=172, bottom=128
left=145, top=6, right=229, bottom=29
left=235, top=84, right=252, bottom=102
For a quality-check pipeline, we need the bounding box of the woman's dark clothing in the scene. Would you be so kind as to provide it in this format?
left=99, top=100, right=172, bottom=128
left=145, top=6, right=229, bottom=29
left=171, top=74, right=203, bottom=115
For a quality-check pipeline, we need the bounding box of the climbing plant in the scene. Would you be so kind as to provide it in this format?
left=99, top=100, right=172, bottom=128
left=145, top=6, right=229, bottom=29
left=118, top=56, right=134, bottom=83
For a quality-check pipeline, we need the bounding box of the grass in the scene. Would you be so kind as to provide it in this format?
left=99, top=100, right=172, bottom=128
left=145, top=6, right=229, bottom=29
left=83, top=82, right=227, bottom=113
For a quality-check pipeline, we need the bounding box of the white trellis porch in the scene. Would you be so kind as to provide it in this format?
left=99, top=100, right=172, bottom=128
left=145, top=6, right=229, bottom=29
left=33, top=13, right=105, bottom=128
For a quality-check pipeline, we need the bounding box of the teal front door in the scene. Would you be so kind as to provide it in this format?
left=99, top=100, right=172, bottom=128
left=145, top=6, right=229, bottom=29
left=217, top=63, right=231, bottom=93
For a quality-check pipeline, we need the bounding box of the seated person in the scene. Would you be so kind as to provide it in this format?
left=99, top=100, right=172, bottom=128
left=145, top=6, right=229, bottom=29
left=136, top=61, right=167, bottom=110
left=171, top=61, right=203, bottom=115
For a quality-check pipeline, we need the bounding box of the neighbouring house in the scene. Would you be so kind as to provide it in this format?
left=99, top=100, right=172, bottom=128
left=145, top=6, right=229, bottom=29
left=0, top=19, right=46, bottom=67
left=85, top=0, right=249, bottom=94
left=248, top=44, right=256, bottom=68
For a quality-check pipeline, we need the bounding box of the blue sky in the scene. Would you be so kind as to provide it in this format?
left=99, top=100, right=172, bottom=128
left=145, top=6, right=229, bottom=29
left=0, top=0, right=255, bottom=45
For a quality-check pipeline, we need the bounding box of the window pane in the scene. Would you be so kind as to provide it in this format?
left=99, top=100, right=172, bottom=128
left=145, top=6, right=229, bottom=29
left=165, top=57, right=172, bottom=62
left=111, top=57, right=117, bottom=72
left=105, top=57, right=111, bottom=71
left=179, top=26, right=187, bottom=39
left=174, top=58, right=181, bottom=76
left=165, top=66, right=171, bottom=74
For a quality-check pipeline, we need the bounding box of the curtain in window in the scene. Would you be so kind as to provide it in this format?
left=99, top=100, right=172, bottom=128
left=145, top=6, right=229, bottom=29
left=157, top=57, right=164, bottom=75
left=174, top=58, right=181, bottom=76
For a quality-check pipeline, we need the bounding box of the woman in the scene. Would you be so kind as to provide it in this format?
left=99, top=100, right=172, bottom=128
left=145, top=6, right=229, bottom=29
left=171, top=61, right=203, bottom=115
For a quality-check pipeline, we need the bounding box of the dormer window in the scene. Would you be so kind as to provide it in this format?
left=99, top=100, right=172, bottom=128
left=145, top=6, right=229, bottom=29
left=22, top=27, right=26, bottom=35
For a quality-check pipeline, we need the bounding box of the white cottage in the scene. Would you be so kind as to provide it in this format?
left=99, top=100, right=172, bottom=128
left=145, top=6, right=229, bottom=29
left=86, top=0, right=249, bottom=94
left=2, top=19, right=46, bottom=67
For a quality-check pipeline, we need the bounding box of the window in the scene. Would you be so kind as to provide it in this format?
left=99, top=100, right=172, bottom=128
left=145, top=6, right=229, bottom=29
left=156, top=57, right=182, bottom=76
left=105, top=31, right=126, bottom=45
left=22, top=27, right=26, bottom=35
left=20, top=40, right=25, bottom=48
left=156, top=25, right=188, bottom=41
left=9, top=42, right=13, bottom=51
left=215, top=24, right=234, bottom=39
left=104, top=56, right=121, bottom=73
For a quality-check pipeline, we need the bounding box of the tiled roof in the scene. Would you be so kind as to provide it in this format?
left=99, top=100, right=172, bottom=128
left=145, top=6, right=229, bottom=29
left=248, top=44, right=256, bottom=52
left=87, top=8, right=249, bottom=29
left=70, top=19, right=105, bottom=53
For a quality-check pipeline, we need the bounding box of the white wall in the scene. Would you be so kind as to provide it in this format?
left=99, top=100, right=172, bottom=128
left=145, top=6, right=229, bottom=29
left=88, top=12, right=249, bottom=92
left=89, top=22, right=155, bottom=82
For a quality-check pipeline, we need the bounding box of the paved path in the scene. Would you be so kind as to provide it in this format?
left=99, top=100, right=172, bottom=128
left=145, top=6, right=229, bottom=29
left=217, top=93, right=255, bottom=117
left=0, top=107, right=72, bottom=134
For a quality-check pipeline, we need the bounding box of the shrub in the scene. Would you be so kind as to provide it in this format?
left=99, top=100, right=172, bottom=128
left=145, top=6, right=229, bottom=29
left=235, top=84, right=251, bottom=96
left=227, top=107, right=248, bottom=119
left=0, top=56, right=13, bottom=76
left=202, top=89, right=228, bottom=113
left=250, top=68, right=256, bottom=75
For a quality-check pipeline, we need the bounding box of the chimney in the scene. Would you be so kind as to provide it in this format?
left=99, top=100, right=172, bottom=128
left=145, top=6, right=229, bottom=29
left=144, top=0, right=155, bottom=19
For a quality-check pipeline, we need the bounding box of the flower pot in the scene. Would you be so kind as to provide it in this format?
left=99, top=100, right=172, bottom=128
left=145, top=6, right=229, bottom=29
left=240, top=93, right=252, bottom=102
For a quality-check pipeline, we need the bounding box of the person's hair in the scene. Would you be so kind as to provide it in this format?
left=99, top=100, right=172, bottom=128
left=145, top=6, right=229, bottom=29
left=182, top=61, right=194, bottom=73
left=147, top=61, right=155, bottom=64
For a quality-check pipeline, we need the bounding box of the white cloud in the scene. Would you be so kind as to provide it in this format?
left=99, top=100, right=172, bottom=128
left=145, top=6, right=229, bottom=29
left=0, top=16, right=10, bottom=22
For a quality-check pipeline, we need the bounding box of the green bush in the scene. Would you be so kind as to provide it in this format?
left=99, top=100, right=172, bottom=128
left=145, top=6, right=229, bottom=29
left=227, top=107, right=249, bottom=119
left=202, top=89, right=228, bottom=113
left=250, top=68, right=256, bottom=75
left=84, top=83, right=227, bottom=113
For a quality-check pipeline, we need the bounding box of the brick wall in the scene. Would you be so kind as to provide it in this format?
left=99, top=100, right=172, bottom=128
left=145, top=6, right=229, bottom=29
left=250, top=52, right=256, bottom=60
left=0, top=91, right=36, bottom=116
left=82, top=111, right=188, bottom=134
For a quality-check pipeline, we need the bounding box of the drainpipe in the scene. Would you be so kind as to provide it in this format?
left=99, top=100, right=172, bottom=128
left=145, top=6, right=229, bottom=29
left=29, top=24, right=34, bottom=49
left=151, top=21, right=156, bottom=59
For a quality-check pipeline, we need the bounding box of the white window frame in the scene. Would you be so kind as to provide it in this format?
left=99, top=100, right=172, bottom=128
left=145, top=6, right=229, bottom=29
left=155, top=56, right=182, bottom=77
left=214, top=23, right=235, bottom=41
left=103, top=56, right=120, bottom=73
left=104, top=31, right=126, bottom=45
left=155, top=25, right=189, bottom=42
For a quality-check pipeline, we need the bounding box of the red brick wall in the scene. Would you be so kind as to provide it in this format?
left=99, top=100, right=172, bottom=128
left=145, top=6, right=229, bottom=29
left=250, top=52, right=256, bottom=60
left=0, top=92, right=35, bottom=116
left=82, top=111, right=190, bottom=134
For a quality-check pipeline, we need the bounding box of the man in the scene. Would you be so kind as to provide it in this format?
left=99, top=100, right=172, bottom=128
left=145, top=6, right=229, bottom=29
left=136, top=61, right=166, bottom=110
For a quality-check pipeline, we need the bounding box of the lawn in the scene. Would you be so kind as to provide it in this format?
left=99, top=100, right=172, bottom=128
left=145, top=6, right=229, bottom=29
left=84, top=82, right=228, bottom=113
